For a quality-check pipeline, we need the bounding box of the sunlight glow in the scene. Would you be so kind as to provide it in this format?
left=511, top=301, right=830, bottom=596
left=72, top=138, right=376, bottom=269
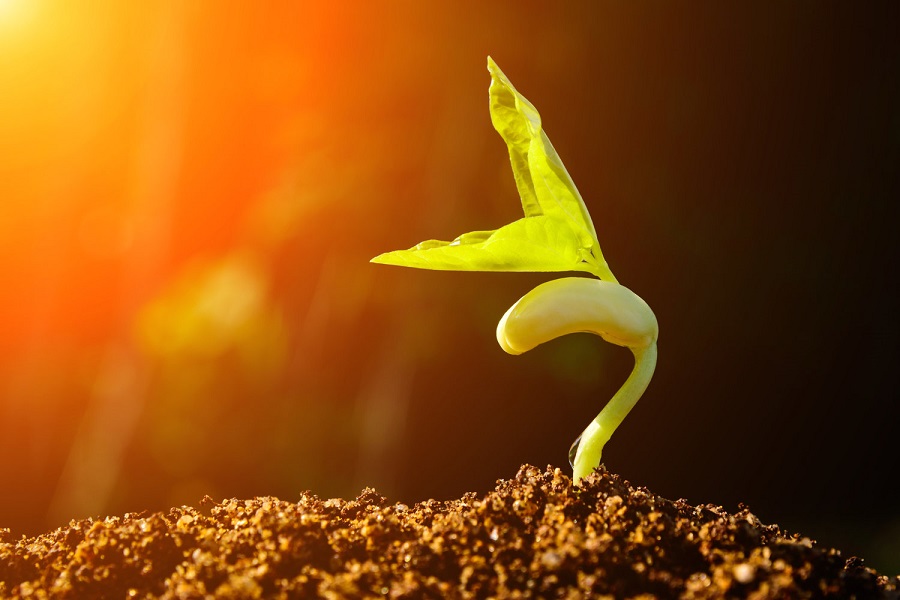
left=0, top=0, right=35, bottom=30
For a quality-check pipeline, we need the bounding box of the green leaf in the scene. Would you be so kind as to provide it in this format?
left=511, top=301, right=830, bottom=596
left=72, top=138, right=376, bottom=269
left=373, top=216, right=595, bottom=274
left=371, top=57, right=617, bottom=283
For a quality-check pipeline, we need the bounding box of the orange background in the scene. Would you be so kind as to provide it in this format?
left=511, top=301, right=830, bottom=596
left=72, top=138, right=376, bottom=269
left=1, top=2, right=898, bottom=573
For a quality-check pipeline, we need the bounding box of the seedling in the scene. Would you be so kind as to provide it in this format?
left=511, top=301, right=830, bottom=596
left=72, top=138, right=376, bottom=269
left=372, top=58, right=658, bottom=485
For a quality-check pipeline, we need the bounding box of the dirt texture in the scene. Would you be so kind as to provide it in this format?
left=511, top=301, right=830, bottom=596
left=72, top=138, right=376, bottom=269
left=1, top=465, right=897, bottom=599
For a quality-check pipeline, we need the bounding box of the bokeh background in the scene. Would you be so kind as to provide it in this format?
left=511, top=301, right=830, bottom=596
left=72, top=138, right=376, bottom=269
left=2, top=1, right=898, bottom=574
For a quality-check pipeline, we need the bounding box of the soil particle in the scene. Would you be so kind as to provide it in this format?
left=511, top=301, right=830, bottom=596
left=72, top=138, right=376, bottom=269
left=1, top=465, right=897, bottom=598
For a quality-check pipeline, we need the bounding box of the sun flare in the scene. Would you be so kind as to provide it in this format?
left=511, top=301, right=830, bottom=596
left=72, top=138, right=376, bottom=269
left=0, top=0, right=28, bottom=22
left=0, top=0, right=41, bottom=39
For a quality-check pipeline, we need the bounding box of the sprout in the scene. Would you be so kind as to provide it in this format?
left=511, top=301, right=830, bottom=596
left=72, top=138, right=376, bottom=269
left=372, top=58, right=658, bottom=485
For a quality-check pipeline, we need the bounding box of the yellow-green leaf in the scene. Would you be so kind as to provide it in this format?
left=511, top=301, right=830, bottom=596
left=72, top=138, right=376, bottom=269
left=372, top=216, right=599, bottom=274
left=371, top=57, right=616, bottom=283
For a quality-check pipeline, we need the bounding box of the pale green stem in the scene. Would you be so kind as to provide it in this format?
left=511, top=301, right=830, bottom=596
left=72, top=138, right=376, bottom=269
left=571, top=342, right=657, bottom=484
left=496, top=276, right=658, bottom=486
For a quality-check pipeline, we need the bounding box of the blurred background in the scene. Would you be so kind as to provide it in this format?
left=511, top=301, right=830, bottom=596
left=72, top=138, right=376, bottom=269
left=1, top=1, right=898, bottom=574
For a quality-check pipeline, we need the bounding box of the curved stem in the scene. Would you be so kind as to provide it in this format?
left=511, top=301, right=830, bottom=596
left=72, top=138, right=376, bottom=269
left=496, top=277, right=658, bottom=486
left=571, top=342, right=657, bottom=484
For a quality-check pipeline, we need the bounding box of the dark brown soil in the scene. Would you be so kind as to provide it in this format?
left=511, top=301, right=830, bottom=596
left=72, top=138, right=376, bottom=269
left=1, top=465, right=897, bottom=598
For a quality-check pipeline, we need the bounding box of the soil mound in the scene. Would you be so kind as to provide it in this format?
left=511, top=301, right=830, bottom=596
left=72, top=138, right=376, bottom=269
left=2, top=465, right=897, bottom=598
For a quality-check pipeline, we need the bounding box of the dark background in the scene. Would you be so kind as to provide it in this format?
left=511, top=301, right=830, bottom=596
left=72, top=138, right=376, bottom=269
left=1, top=2, right=898, bottom=574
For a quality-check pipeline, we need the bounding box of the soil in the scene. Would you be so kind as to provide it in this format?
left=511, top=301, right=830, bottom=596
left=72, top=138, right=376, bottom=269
left=1, top=465, right=897, bottom=599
